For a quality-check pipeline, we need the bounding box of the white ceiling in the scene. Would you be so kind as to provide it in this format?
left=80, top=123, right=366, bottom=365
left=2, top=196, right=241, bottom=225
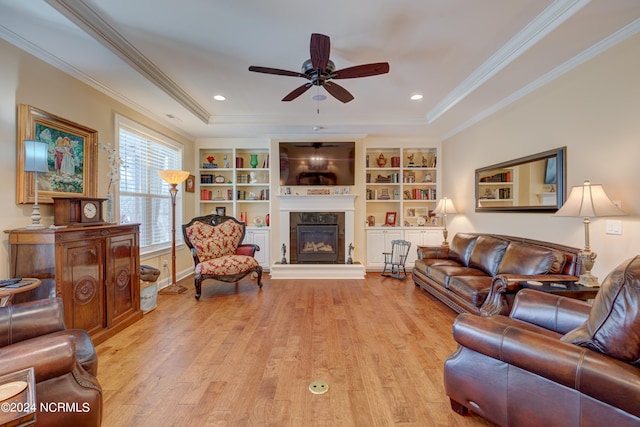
left=1, top=0, right=639, bottom=140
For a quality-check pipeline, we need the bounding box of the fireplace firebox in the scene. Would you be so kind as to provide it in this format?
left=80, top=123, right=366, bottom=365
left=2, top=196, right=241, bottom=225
left=296, top=225, right=339, bottom=263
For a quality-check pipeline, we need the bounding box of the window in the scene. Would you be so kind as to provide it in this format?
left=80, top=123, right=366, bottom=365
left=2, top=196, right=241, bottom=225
left=117, top=116, right=184, bottom=254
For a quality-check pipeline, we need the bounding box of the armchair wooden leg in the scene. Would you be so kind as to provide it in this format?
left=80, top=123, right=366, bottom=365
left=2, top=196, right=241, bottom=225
left=256, top=266, right=263, bottom=288
left=194, top=276, right=202, bottom=300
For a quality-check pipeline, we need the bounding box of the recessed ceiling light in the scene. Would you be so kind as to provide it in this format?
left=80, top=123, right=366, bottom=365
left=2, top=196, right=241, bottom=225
left=410, top=94, right=423, bottom=101
left=213, top=95, right=226, bottom=101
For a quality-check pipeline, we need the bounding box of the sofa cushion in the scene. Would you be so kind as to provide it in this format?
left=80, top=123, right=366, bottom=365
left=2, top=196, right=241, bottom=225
left=185, top=220, right=244, bottom=261
left=561, top=255, right=640, bottom=367
left=468, top=235, right=509, bottom=276
left=448, top=233, right=479, bottom=266
left=498, top=242, right=563, bottom=275
left=429, top=265, right=488, bottom=288
left=448, top=276, right=494, bottom=307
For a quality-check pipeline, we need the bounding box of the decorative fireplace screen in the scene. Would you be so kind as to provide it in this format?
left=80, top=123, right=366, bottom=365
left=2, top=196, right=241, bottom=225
left=296, top=225, right=339, bottom=263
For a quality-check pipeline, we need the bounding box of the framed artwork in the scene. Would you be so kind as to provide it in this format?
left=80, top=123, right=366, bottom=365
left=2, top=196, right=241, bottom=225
left=215, top=207, right=226, bottom=216
left=17, top=105, right=98, bottom=204
left=185, top=174, right=195, bottom=193
left=385, top=211, right=397, bottom=226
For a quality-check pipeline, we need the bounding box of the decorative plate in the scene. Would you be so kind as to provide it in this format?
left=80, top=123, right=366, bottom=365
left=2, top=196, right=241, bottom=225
left=254, top=216, right=264, bottom=227
left=214, top=175, right=225, bottom=183
left=417, top=216, right=426, bottom=226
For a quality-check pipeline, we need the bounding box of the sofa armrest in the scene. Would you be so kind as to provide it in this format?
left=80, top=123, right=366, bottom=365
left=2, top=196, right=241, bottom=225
left=509, top=289, right=591, bottom=334
left=0, top=334, right=77, bottom=382
left=452, top=313, right=640, bottom=418
left=236, top=244, right=260, bottom=257
left=416, top=245, right=449, bottom=260
left=479, top=273, right=579, bottom=316
left=0, top=298, right=66, bottom=346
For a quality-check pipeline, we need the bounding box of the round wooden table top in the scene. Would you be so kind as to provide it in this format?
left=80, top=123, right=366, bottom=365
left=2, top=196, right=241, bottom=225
left=0, top=278, right=41, bottom=306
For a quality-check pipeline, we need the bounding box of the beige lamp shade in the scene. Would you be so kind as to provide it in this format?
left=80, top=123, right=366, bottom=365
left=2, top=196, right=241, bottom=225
left=158, top=170, right=190, bottom=185
left=554, top=180, right=625, bottom=218
left=433, top=197, right=458, bottom=216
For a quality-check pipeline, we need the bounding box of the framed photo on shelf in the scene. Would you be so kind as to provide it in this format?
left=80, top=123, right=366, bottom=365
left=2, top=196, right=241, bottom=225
left=385, top=212, right=397, bottom=226
left=429, top=216, right=441, bottom=226
left=215, top=206, right=226, bottom=216
left=185, top=174, right=195, bottom=193
left=17, top=104, right=98, bottom=204
left=406, top=208, right=415, bottom=217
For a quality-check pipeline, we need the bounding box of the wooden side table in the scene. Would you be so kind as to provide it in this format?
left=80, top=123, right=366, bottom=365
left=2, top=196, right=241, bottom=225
left=0, top=279, right=41, bottom=307
left=520, top=281, right=599, bottom=301
left=0, top=367, right=36, bottom=426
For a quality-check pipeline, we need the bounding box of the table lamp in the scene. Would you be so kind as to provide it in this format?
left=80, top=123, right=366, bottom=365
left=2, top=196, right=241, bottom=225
left=159, top=169, right=190, bottom=294
left=554, top=180, right=626, bottom=286
left=433, top=197, right=457, bottom=247
left=24, top=140, right=49, bottom=229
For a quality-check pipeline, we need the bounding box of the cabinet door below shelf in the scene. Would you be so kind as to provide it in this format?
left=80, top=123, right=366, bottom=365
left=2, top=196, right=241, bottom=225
left=58, top=238, right=106, bottom=336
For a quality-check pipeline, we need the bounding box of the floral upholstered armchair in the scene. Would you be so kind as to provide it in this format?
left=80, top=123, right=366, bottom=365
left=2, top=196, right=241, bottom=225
left=182, top=214, right=263, bottom=300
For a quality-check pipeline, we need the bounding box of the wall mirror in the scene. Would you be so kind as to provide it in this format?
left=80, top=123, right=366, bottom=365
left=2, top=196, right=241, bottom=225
left=475, top=147, right=566, bottom=213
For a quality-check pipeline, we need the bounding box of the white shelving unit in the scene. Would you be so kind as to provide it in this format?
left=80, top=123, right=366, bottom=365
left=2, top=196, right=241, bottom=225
left=364, top=146, right=442, bottom=270
left=196, top=146, right=271, bottom=269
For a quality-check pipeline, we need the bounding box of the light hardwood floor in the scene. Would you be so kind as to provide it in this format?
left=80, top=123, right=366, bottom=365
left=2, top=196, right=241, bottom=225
left=96, top=274, right=494, bottom=426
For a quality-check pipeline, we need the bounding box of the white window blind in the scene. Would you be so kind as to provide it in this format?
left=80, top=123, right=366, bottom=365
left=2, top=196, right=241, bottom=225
left=117, top=118, right=184, bottom=254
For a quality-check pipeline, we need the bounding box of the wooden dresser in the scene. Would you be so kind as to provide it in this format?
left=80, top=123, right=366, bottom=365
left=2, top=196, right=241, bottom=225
left=6, top=224, right=142, bottom=344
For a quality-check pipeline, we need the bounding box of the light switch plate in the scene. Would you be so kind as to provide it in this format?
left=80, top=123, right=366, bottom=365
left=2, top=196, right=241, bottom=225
left=606, top=220, right=622, bottom=235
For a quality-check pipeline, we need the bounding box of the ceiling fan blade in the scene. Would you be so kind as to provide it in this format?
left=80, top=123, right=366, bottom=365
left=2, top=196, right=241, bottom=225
left=310, top=33, right=330, bottom=72
left=323, top=81, right=354, bottom=103
left=282, top=83, right=313, bottom=101
left=249, top=66, right=308, bottom=78
left=331, top=62, right=390, bottom=79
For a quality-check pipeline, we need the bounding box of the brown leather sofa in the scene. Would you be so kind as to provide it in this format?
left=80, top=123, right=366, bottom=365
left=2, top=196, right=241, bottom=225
left=0, top=298, right=102, bottom=426
left=445, top=255, right=640, bottom=426
left=412, top=233, right=582, bottom=315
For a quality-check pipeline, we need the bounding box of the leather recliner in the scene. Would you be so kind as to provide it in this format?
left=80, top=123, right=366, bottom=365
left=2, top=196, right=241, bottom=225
left=444, top=255, right=640, bottom=426
left=0, top=298, right=102, bottom=426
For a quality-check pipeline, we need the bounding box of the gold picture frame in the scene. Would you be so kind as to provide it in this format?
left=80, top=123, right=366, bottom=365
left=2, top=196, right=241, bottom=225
left=185, top=174, right=196, bottom=193
left=17, top=105, right=98, bottom=204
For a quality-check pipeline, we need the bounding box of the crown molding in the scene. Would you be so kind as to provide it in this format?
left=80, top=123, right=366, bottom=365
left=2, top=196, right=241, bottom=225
left=427, top=0, right=591, bottom=124
left=442, top=18, right=640, bottom=141
left=45, top=0, right=211, bottom=125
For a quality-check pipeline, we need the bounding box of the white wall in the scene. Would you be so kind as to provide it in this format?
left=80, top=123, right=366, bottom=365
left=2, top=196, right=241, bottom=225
left=442, top=33, right=640, bottom=281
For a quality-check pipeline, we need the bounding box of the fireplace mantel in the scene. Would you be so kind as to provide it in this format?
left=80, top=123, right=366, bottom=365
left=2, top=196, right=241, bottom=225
left=277, top=194, right=358, bottom=211
left=272, top=194, right=365, bottom=279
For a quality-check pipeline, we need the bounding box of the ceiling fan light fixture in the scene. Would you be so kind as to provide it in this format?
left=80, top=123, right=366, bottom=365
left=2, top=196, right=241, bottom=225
left=312, top=94, right=327, bottom=101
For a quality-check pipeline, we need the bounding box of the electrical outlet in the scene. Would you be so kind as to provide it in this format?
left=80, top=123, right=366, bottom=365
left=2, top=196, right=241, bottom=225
left=162, top=260, right=169, bottom=268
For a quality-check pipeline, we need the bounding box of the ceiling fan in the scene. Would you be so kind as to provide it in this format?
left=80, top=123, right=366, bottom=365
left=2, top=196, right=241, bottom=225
left=248, top=33, right=390, bottom=103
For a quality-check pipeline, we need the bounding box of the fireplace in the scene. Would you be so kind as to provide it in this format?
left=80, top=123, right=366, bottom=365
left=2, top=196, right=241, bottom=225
left=273, top=194, right=364, bottom=279
left=296, top=225, right=339, bottom=263
left=290, top=211, right=344, bottom=264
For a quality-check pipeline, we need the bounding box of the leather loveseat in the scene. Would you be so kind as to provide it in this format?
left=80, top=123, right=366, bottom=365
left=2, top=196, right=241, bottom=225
left=412, top=233, right=582, bottom=315
left=0, top=298, right=102, bottom=426
left=444, top=255, right=640, bottom=426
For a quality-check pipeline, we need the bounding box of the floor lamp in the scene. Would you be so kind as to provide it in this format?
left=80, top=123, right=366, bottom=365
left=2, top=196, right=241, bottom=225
left=433, top=197, right=457, bottom=247
left=159, top=169, right=190, bottom=294
left=24, top=140, right=49, bottom=229
left=554, top=180, right=626, bottom=286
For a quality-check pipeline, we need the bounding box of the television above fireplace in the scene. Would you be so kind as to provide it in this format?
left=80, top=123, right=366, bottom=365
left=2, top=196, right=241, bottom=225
left=279, top=141, right=355, bottom=186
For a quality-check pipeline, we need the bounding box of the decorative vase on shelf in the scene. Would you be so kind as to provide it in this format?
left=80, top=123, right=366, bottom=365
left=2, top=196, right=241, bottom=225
left=250, top=154, right=259, bottom=168
left=105, top=192, right=114, bottom=223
